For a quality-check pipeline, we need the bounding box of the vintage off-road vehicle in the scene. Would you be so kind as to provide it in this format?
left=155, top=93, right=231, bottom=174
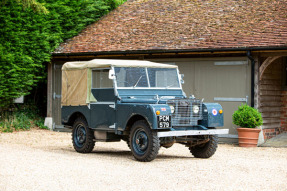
left=61, top=59, right=228, bottom=162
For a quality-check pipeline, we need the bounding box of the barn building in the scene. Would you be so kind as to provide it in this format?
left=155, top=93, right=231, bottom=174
left=46, top=0, right=287, bottom=143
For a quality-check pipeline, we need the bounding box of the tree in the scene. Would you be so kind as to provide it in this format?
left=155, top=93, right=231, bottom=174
left=0, top=0, right=120, bottom=109
left=1, top=0, right=48, bottom=14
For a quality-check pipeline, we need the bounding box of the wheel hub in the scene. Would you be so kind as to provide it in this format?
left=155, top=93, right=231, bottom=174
left=133, top=129, right=148, bottom=153
left=76, top=126, right=86, bottom=144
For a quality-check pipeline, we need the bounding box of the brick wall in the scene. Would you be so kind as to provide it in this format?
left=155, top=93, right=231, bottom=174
left=279, top=90, right=287, bottom=136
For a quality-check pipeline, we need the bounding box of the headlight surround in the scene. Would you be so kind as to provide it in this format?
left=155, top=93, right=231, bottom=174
left=193, top=105, right=200, bottom=114
left=169, top=105, right=175, bottom=113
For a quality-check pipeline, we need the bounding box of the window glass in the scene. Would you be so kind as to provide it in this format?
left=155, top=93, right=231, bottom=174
left=92, top=69, right=113, bottom=88
left=114, top=67, right=180, bottom=88
left=148, top=68, right=180, bottom=88
left=114, top=67, right=148, bottom=87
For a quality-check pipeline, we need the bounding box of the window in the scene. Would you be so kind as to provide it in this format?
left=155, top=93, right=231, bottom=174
left=92, top=69, right=113, bottom=88
left=147, top=68, right=180, bottom=88
left=114, top=67, right=148, bottom=87
left=114, top=67, right=180, bottom=88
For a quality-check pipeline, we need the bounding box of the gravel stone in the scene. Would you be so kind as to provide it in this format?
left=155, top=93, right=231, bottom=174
left=0, top=129, right=286, bottom=191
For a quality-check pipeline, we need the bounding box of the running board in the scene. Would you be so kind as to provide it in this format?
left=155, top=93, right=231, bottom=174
left=157, top=129, right=229, bottom=138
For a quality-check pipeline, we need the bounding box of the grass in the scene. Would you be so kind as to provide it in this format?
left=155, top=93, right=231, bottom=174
left=0, top=104, right=48, bottom=133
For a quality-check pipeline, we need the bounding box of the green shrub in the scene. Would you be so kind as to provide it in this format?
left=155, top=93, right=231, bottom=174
left=0, top=0, right=121, bottom=109
left=0, top=104, right=48, bottom=132
left=232, top=104, right=263, bottom=128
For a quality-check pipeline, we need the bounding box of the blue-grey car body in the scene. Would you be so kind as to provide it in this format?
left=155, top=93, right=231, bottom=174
left=62, top=81, right=225, bottom=135
left=61, top=60, right=229, bottom=161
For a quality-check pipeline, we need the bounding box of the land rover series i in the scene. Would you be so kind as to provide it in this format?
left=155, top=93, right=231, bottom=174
left=61, top=59, right=228, bottom=162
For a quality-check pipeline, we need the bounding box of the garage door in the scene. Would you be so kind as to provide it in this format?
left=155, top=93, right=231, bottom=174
left=177, top=60, right=251, bottom=137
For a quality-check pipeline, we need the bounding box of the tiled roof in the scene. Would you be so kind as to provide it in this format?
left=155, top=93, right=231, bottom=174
left=54, top=0, right=287, bottom=54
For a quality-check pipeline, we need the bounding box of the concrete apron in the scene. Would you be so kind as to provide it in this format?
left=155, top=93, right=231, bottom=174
left=259, top=132, right=287, bottom=148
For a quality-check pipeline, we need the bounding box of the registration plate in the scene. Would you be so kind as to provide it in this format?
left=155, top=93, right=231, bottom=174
left=157, top=115, right=171, bottom=128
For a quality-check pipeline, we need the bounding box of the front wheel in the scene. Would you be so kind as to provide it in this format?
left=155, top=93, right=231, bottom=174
left=72, top=117, right=95, bottom=153
left=129, top=120, right=160, bottom=162
left=189, top=135, right=218, bottom=158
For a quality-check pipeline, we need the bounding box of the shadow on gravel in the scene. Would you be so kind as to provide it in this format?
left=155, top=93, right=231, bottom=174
left=92, top=150, right=131, bottom=157
left=92, top=150, right=194, bottom=161
left=156, top=154, right=193, bottom=160
left=45, top=146, right=195, bottom=161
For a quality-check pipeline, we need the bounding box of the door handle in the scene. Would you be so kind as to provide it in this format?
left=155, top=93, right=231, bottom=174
left=53, top=92, right=61, bottom=99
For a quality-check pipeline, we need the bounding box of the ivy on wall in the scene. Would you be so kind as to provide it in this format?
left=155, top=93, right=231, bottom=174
left=0, top=0, right=124, bottom=108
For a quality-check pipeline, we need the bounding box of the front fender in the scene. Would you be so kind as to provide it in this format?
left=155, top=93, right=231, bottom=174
left=116, top=103, right=171, bottom=131
left=199, top=103, right=224, bottom=127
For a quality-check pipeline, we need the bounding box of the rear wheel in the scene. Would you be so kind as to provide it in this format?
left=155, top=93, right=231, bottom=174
left=129, top=120, right=160, bottom=162
left=72, top=117, right=95, bottom=153
left=189, top=135, right=218, bottom=158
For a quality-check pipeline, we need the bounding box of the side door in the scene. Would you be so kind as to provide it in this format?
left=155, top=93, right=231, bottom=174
left=52, top=63, right=64, bottom=130
left=90, top=69, right=116, bottom=130
left=193, top=60, right=251, bottom=136
left=177, top=59, right=251, bottom=139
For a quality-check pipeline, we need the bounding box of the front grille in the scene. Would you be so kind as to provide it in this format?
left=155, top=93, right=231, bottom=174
left=167, top=98, right=203, bottom=126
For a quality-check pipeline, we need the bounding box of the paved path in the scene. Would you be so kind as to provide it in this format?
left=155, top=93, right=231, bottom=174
left=260, top=133, right=287, bottom=147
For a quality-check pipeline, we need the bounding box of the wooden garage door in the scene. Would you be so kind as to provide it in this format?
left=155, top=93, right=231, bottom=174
left=177, top=60, right=251, bottom=137
left=52, top=64, right=63, bottom=129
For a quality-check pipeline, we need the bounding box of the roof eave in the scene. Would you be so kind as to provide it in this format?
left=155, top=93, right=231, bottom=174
left=52, top=46, right=287, bottom=58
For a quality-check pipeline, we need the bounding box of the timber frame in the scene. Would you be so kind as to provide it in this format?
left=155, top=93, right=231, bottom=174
left=48, top=48, right=287, bottom=140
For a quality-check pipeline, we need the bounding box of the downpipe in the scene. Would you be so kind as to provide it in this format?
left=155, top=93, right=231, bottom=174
left=247, top=50, right=255, bottom=107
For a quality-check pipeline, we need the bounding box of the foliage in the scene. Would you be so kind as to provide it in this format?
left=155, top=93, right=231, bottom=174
left=0, top=104, right=48, bottom=132
left=0, top=0, right=119, bottom=109
left=1, top=0, right=49, bottom=14
left=114, top=0, right=126, bottom=6
left=232, top=104, right=263, bottom=128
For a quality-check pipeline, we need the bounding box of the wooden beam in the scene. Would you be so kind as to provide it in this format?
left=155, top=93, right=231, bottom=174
left=259, top=56, right=281, bottom=80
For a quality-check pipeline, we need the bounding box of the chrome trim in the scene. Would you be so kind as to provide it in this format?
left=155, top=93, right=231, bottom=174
left=109, top=124, right=115, bottom=129
left=90, top=102, right=115, bottom=104
left=116, top=87, right=182, bottom=90
left=157, top=129, right=229, bottom=138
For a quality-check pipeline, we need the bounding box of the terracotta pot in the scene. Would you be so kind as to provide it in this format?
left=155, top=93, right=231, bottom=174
left=237, top=128, right=261, bottom=147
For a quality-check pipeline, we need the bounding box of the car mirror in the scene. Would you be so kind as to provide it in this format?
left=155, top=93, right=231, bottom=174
left=180, top=74, right=184, bottom=84
left=109, top=69, right=115, bottom=79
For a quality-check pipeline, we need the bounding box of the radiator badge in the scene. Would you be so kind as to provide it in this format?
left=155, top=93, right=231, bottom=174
left=212, top=109, right=218, bottom=116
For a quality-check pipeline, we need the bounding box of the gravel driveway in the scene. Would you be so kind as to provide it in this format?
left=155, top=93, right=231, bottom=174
left=0, top=129, right=286, bottom=191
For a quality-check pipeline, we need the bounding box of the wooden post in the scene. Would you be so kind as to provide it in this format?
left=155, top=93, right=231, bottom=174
left=254, top=56, right=259, bottom=109
left=47, top=63, right=53, bottom=117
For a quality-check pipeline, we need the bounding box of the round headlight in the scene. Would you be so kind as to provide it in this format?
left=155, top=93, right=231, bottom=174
left=169, top=105, right=175, bottom=113
left=193, top=105, right=200, bottom=114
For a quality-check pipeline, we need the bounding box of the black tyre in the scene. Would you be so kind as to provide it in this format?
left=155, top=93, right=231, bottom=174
left=129, top=120, right=160, bottom=162
left=72, top=117, right=95, bottom=153
left=122, top=136, right=130, bottom=149
left=126, top=139, right=131, bottom=149
left=189, top=135, right=218, bottom=158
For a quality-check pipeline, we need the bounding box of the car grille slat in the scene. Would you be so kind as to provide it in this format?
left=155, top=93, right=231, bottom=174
left=167, top=99, right=203, bottom=126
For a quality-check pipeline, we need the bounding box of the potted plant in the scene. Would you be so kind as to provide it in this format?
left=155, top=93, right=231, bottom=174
left=232, top=104, right=263, bottom=147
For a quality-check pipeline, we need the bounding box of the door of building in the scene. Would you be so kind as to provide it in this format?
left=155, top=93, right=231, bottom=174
left=52, top=64, right=63, bottom=129
left=177, top=59, right=251, bottom=138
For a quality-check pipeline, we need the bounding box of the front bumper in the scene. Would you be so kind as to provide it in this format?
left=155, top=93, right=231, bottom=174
left=157, top=129, right=229, bottom=138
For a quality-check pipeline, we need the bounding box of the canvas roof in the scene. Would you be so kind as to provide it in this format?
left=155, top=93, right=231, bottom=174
left=62, top=59, right=178, bottom=70
left=54, top=0, right=287, bottom=54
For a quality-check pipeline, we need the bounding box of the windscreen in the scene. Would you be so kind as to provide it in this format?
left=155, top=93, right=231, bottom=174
left=114, top=67, right=180, bottom=88
left=147, top=68, right=180, bottom=88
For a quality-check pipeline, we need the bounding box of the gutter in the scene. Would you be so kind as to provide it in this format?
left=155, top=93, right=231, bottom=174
left=52, top=46, right=287, bottom=57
